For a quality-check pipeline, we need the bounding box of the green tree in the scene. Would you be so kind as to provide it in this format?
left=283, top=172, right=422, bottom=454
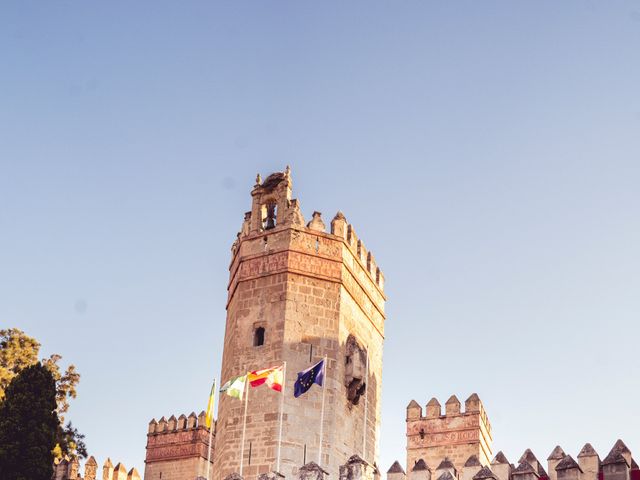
left=0, top=363, right=59, bottom=480
left=0, top=329, right=80, bottom=418
left=0, top=329, right=83, bottom=458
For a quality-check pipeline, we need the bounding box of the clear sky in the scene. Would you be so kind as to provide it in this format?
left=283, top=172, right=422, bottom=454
left=1, top=0, right=639, bottom=474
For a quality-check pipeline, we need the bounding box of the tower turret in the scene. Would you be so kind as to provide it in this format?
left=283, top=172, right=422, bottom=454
left=406, top=394, right=493, bottom=472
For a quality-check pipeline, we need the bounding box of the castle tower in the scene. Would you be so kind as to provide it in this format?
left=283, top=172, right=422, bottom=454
left=213, top=168, right=386, bottom=480
left=143, top=411, right=213, bottom=480
left=406, top=394, right=493, bottom=472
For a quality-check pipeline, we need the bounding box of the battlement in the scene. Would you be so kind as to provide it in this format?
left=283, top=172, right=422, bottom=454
left=406, top=394, right=493, bottom=472
left=392, top=441, right=638, bottom=480
left=144, top=411, right=214, bottom=480
left=147, top=411, right=210, bottom=435
left=407, top=394, right=491, bottom=431
left=231, top=168, right=384, bottom=292
left=52, top=456, right=140, bottom=480
left=332, top=211, right=385, bottom=291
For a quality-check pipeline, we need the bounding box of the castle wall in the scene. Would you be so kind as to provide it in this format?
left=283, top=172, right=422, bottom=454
left=52, top=456, right=139, bottom=480
left=144, top=457, right=208, bottom=480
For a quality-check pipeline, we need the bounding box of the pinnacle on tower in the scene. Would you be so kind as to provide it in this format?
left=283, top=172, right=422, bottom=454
left=445, top=395, right=461, bottom=415
left=127, top=467, right=142, bottom=480
left=465, top=393, right=481, bottom=413
left=473, top=467, right=498, bottom=480
left=298, top=462, right=329, bottom=480
left=388, top=462, right=406, bottom=474
left=178, top=413, right=187, bottom=429
left=492, top=452, right=510, bottom=465
left=437, top=459, right=456, bottom=470
left=426, top=397, right=441, bottom=418
left=548, top=446, right=566, bottom=461
left=187, top=411, right=197, bottom=428
left=113, top=463, right=128, bottom=480
left=518, top=450, right=539, bottom=468
left=555, top=456, right=582, bottom=472
left=602, top=451, right=629, bottom=467
left=407, top=399, right=422, bottom=420
left=512, top=462, right=537, bottom=477
left=577, top=444, right=598, bottom=458
left=437, top=472, right=455, bottom=480
left=547, top=445, right=567, bottom=480
left=464, top=456, right=482, bottom=468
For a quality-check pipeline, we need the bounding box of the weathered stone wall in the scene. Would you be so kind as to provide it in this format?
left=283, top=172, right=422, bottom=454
left=406, top=395, right=493, bottom=473
left=395, top=440, right=636, bottom=480
left=143, top=413, right=213, bottom=480
left=53, top=457, right=140, bottom=480
left=213, top=170, right=385, bottom=480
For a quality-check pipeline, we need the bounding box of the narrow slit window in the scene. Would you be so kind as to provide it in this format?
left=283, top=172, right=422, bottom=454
left=254, top=327, right=265, bottom=347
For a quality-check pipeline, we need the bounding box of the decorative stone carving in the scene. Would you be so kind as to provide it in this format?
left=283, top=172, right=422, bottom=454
left=345, top=335, right=367, bottom=405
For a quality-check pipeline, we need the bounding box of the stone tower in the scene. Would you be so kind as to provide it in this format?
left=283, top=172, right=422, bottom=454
left=143, top=412, right=213, bottom=480
left=406, top=394, right=493, bottom=472
left=213, top=168, right=386, bottom=480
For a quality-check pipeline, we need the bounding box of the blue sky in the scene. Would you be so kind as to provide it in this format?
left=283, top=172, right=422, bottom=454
left=1, top=0, right=639, bottom=474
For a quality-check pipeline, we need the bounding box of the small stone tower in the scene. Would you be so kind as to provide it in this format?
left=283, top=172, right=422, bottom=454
left=406, top=394, right=493, bottom=472
left=213, top=168, right=386, bottom=480
left=143, top=411, right=213, bottom=479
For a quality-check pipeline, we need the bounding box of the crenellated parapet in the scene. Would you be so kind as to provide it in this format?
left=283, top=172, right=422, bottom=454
left=147, top=411, right=210, bottom=435
left=406, top=394, right=493, bottom=472
left=144, top=411, right=214, bottom=480
left=332, top=212, right=384, bottom=291
left=393, top=440, right=638, bottom=480
left=230, top=168, right=384, bottom=294
left=51, top=456, right=139, bottom=480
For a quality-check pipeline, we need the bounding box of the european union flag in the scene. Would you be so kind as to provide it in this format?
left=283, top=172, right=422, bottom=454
left=294, top=359, right=325, bottom=398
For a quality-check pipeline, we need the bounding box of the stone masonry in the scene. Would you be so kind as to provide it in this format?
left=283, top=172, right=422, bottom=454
left=52, top=456, right=141, bottom=480
left=133, top=168, right=637, bottom=480
left=388, top=440, right=639, bottom=480
left=406, top=394, right=493, bottom=472
left=213, top=167, right=386, bottom=480
left=143, top=411, right=213, bottom=480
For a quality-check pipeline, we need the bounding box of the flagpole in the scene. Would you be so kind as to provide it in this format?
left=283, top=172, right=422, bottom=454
left=317, top=356, right=328, bottom=466
left=362, top=352, right=369, bottom=462
left=206, top=378, right=216, bottom=480
left=240, top=378, right=250, bottom=476
left=276, top=361, right=287, bottom=473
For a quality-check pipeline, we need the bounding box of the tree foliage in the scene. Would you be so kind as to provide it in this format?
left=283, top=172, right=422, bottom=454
left=55, top=422, right=87, bottom=460
left=0, top=363, right=59, bottom=480
left=0, top=329, right=84, bottom=459
left=0, top=329, right=80, bottom=419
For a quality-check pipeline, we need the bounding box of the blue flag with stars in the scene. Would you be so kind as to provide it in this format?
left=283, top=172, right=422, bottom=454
left=294, top=359, right=325, bottom=398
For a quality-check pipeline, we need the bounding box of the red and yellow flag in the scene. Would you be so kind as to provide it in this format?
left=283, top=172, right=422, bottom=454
left=248, top=365, right=284, bottom=392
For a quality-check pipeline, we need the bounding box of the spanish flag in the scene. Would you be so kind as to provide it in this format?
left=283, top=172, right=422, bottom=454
left=248, top=365, right=284, bottom=392
left=205, top=379, right=216, bottom=428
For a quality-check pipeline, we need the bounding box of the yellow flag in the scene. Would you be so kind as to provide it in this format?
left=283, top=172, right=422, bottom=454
left=205, top=379, right=216, bottom=428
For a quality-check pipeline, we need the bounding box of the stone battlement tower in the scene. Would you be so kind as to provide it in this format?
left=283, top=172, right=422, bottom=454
left=143, top=412, right=213, bottom=480
left=213, top=168, right=386, bottom=480
left=406, top=394, right=493, bottom=473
